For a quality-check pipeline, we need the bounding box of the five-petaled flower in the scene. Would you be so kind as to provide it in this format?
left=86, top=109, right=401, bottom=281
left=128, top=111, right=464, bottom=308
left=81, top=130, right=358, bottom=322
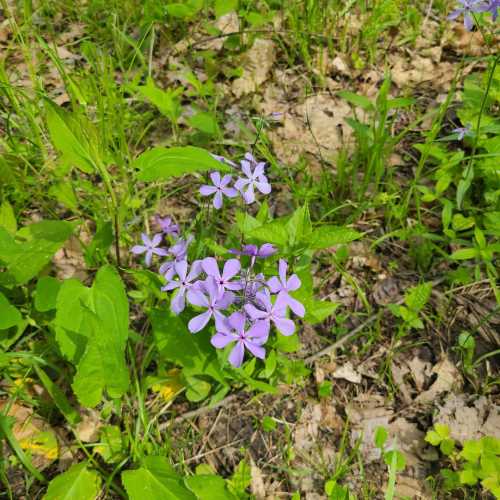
left=200, top=171, right=238, bottom=209
left=131, top=233, right=168, bottom=267
left=202, top=257, right=243, bottom=294
left=448, top=0, right=489, bottom=30
left=162, top=260, right=202, bottom=314
left=211, top=311, right=268, bottom=367
left=245, top=289, right=295, bottom=336
left=159, top=236, right=193, bottom=279
left=267, top=259, right=305, bottom=317
left=234, top=160, right=271, bottom=204
left=187, top=277, right=234, bottom=333
left=155, top=215, right=180, bottom=237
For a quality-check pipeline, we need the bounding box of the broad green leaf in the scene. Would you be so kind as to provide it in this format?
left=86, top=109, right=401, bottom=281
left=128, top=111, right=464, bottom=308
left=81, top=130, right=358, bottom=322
left=0, top=221, right=75, bottom=285
left=425, top=430, right=442, bottom=446
left=45, top=99, right=95, bottom=174
left=248, top=219, right=289, bottom=246
left=404, top=282, right=432, bottom=312
left=35, top=276, right=61, bottom=312
left=122, top=456, right=196, bottom=500
left=34, top=366, right=80, bottom=425
left=49, top=182, right=79, bottom=211
left=451, top=213, right=475, bottom=231
left=151, top=310, right=225, bottom=383
left=84, top=220, right=113, bottom=266
left=235, top=211, right=262, bottom=236
left=187, top=112, right=219, bottom=135
left=303, top=298, right=338, bottom=324
left=165, top=0, right=203, bottom=18
left=309, top=226, right=362, bottom=250
left=228, top=460, right=251, bottom=497
left=185, top=376, right=211, bottom=402
left=95, top=425, right=126, bottom=463
left=0, top=292, right=22, bottom=330
left=451, top=247, right=478, bottom=260
left=72, top=266, right=130, bottom=407
left=185, top=475, right=237, bottom=500
left=136, top=79, right=183, bottom=123
left=215, top=0, right=238, bottom=17
left=286, top=204, right=312, bottom=246
left=275, top=332, right=301, bottom=353
left=374, top=426, right=388, bottom=449
left=0, top=201, right=16, bottom=234
left=383, top=450, right=406, bottom=472
left=43, top=462, right=101, bottom=500
left=134, top=146, right=230, bottom=181
left=337, top=90, right=374, bottom=110
left=54, top=279, right=91, bottom=363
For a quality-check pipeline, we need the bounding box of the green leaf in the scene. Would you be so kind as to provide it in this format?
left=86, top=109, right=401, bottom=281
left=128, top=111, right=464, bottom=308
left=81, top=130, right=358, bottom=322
left=34, top=365, right=80, bottom=426
left=309, top=226, right=362, bottom=250
left=450, top=248, right=478, bottom=260
left=43, top=462, right=101, bottom=500
left=452, top=213, right=475, bottom=231
left=228, top=459, right=251, bottom=496
left=460, top=440, right=483, bottom=463
left=215, top=0, right=238, bottom=17
left=72, top=266, right=130, bottom=407
left=134, top=146, right=230, bottom=182
left=459, top=467, right=479, bottom=485
left=45, top=99, right=95, bottom=174
left=286, top=204, right=312, bottom=247
left=303, top=298, right=338, bottom=324
left=383, top=450, right=406, bottom=472
left=185, top=474, right=237, bottom=500
left=185, top=376, right=211, bottom=402
left=54, top=278, right=92, bottom=363
left=151, top=309, right=225, bottom=383
left=337, top=90, right=374, bottom=111
left=425, top=430, right=442, bottom=447
left=95, top=425, right=126, bottom=463
left=440, top=438, right=455, bottom=456
left=0, top=292, right=22, bottom=330
left=48, top=182, right=79, bottom=211
left=0, top=221, right=75, bottom=285
left=404, top=282, right=432, bottom=312
left=35, top=276, right=61, bottom=312
left=0, top=200, right=17, bottom=234
left=122, top=456, right=196, bottom=500
left=374, top=426, right=388, bottom=449
left=248, top=219, right=289, bottom=246
left=84, top=220, right=113, bottom=266
left=187, top=112, right=219, bottom=135
left=136, top=79, right=183, bottom=123
left=165, top=0, right=203, bottom=18
left=275, top=332, right=301, bottom=353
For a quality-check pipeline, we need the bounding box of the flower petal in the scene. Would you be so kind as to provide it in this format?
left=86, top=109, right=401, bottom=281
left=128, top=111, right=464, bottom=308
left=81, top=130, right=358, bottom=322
left=228, top=311, right=246, bottom=334
left=202, top=257, right=221, bottom=280
left=246, top=319, right=270, bottom=342
left=286, top=274, right=301, bottom=291
left=145, top=250, right=153, bottom=267
left=213, top=190, right=223, bottom=209
left=152, top=233, right=163, bottom=246
left=283, top=293, right=305, bottom=317
left=131, top=245, right=147, bottom=255
left=245, top=303, right=268, bottom=320
left=188, top=310, right=212, bottom=333
left=200, top=185, right=217, bottom=196
left=210, top=171, right=221, bottom=186
left=228, top=341, right=245, bottom=367
left=243, top=340, right=266, bottom=359
left=222, top=187, right=239, bottom=198
left=267, top=276, right=282, bottom=293
left=278, top=259, right=288, bottom=285
left=171, top=289, right=186, bottom=314
left=187, top=289, right=209, bottom=307
left=174, top=260, right=188, bottom=280
left=211, top=332, right=237, bottom=349
left=272, top=316, right=295, bottom=336
left=222, top=259, right=241, bottom=281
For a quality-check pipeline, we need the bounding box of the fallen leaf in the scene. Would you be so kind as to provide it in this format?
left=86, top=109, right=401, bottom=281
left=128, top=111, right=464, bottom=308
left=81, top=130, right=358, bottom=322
left=416, top=356, right=462, bottom=404
left=200, top=12, right=239, bottom=51
left=293, top=403, right=322, bottom=453
left=250, top=458, right=266, bottom=500
left=332, top=362, right=362, bottom=384
left=74, top=409, right=101, bottom=443
left=232, top=39, right=276, bottom=98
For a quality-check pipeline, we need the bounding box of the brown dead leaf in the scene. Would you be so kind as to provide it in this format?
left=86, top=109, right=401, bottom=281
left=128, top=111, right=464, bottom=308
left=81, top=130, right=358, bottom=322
left=444, top=24, right=498, bottom=57
left=395, top=476, right=431, bottom=500
left=0, top=401, right=59, bottom=470
left=250, top=458, right=266, bottom=500
left=435, top=394, right=500, bottom=442
left=373, top=277, right=400, bottom=306
left=415, top=356, right=462, bottom=405
left=74, top=409, right=102, bottom=443
left=200, top=12, right=239, bottom=51
left=332, top=362, right=362, bottom=384
left=293, top=403, right=322, bottom=453
left=53, top=228, right=90, bottom=281
left=232, top=39, right=276, bottom=98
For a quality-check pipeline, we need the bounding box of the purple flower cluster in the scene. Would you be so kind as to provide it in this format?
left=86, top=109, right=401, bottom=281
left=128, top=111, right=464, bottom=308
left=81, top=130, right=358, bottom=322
left=201, top=152, right=271, bottom=208
left=448, top=0, right=499, bottom=30
left=132, top=222, right=305, bottom=367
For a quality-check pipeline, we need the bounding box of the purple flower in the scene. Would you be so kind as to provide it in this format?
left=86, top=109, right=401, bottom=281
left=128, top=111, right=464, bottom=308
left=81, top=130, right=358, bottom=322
left=229, top=243, right=277, bottom=260
left=245, top=289, right=295, bottom=336
left=267, top=259, right=305, bottom=317
left=131, top=233, right=168, bottom=267
left=234, top=160, right=271, bottom=204
left=241, top=273, right=267, bottom=303
left=186, top=277, right=234, bottom=333
left=159, top=236, right=193, bottom=279
left=202, top=257, right=243, bottom=293
left=485, top=0, right=500, bottom=19
left=452, top=124, right=473, bottom=140
left=211, top=311, right=268, bottom=367
left=161, top=260, right=202, bottom=314
left=211, top=154, right=238, bottom=168
left=200, top=171, right=238, bottom=209
left=155, top=216, right=179, bottom=236
left=448, top=0, right=489, bottom=30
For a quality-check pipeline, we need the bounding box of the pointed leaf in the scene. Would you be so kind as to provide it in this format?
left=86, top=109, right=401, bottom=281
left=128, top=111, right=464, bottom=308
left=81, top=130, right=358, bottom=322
left=43, top=462, right=101, bottom=500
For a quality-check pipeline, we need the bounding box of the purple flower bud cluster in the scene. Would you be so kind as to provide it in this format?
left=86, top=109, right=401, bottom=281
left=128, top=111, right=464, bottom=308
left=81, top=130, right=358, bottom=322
left=131, top=224, right=305, bottom=367
left=448, top=0, right=499, bottom=30
left=201, top=152, right=271, bottom=208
